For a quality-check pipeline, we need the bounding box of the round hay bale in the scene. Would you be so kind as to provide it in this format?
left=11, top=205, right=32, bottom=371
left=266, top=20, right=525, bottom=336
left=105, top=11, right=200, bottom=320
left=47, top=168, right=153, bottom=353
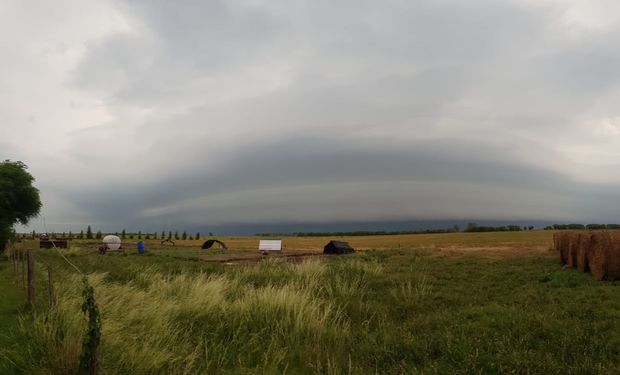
left=553, top=232, right=562, bottom=256
left=102, top=235, right=122, bottom=251
left=605, top=231, right=620, bottom=280
left=575, top=231, right=593, bottom=273
left=556, top=232, right=570, bottom=265
left=589, top=232, right=610, bottom=280
left=565, top=232, right=581, bottom=268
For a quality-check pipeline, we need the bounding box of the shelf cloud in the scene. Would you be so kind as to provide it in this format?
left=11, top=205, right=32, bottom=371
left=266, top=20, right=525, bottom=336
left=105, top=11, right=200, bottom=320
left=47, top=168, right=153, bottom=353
left=3, top=0, right=620, bottom=232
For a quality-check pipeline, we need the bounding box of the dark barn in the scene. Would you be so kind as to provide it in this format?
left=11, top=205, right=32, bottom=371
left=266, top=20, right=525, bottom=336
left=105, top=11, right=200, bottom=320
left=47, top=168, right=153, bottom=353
left=323, top=240, right=355, bottom=255
left=201, top=239, right=228, bottom=249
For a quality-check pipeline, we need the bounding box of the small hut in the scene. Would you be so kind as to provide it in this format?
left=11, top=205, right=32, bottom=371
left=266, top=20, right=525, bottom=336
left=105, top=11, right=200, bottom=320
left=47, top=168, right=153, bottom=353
left=323, top=240, right=355, bottom=255
left=201, top=239, right=228, bottom=249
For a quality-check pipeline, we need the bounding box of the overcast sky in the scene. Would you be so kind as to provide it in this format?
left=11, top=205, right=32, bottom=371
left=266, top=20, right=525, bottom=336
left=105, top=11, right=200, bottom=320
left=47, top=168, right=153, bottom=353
left=3, top=0, right=620, bottom=233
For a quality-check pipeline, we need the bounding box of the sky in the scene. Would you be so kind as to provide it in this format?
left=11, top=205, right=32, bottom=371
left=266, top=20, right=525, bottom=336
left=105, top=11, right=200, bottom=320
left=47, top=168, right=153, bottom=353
left=3, top=0, right=620, bottom=234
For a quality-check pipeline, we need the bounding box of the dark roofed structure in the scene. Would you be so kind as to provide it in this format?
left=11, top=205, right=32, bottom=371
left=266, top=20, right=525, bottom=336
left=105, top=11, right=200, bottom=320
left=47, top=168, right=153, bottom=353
left=323, top=240, right=355, bottom=255
left=201, top=239, right=228, bottom=249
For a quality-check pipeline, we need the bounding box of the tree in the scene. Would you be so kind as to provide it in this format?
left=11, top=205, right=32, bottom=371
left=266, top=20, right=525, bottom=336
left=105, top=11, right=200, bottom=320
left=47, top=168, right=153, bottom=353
left=86, top=225, right=93, bottom=239
left=79, top=230, right=84, bottom=239
left=138, top=231, right=142, bottom=239
left=182, top=231, right=187, bottom=240
left=0, top=160, right=42, bottom=252
left=465, top=223, right=477, bottom=232
left=168, top=231, right=172, bottom=240
left=196, top=232, right=201, bottom=240
left=174, top=231, right=179, bottom=240
left=95, top=231, right=102, bottom=239
left=121, top=229, right=126, bottom=239
left=161, top=231, right=165, bottom=240
left=145, top=233, right=151, bottom=240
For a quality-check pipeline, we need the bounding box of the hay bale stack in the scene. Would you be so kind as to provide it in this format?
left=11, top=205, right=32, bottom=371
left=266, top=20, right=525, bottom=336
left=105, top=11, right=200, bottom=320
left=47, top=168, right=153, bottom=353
left=588, top=232, right=610, bottom=280
left=554, top=230, right=620, bottom=280
left=565, top=232, right=581, bottom=268
left=555, top=232, right=571, bottom=265
left=575, top=232, right=593, bottom=273
left=606, top=231, right=620, bottom=280
left=553, top=232, right=565, bottom=263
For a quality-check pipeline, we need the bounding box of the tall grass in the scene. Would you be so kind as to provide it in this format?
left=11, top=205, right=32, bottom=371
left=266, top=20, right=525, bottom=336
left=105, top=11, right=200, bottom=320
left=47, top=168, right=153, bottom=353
left=3, top=259, right=371, bottom=374
left=5, top=241, right=620, bottom=373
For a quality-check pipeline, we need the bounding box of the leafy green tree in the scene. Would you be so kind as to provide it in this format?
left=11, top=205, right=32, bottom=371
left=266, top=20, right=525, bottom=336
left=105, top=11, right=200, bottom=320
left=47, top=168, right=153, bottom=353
left=121, top=229, right=126, bottom=239
left=95, top=231, right=102, bottom=239
left=182, top=231, right=187, bottom=240
left=174, top=231, right=179, bottom=240
left=79, top=230, right=84, bottom=239
left=196, top=232, right=201, bottom=240
left=168, top=231, right=172, bottom=240
left=31, top=230, right=36, bottom=239
left=86, top=225, right=93, bottom=239
left=161, top=231, right=165, bottom=240
left=0, top=160, right=42, bottom=251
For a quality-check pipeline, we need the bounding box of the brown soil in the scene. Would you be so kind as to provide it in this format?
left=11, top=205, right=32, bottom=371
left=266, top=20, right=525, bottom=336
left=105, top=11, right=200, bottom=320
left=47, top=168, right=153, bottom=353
left=199, top=251, right=333, bottom=264
left=425, top=245, right=552, bottom=259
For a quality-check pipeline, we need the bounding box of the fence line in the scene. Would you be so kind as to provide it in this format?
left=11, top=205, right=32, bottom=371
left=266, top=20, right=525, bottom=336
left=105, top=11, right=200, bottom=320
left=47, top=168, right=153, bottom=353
left=5, top=240, right=101, bottom=375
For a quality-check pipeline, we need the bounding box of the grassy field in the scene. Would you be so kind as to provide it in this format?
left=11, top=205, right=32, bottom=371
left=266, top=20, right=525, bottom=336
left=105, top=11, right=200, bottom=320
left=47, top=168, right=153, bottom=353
left=2, top=231, right=620, bottom=374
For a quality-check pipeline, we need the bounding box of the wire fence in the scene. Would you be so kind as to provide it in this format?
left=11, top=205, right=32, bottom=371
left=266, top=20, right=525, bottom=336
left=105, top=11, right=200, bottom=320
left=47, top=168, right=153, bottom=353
left=5, top=240, right=101, bottom=375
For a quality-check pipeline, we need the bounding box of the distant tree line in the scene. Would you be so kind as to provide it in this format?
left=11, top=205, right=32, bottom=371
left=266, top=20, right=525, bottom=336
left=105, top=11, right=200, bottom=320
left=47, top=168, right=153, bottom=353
left=265, top=223, right=542, bottom=237
left=543, top=224, right=620, bottom=230
left=24, top=226, right=208, bottom=241
left=259, top=226, right=463, bottom=237
left=464, top=223, right=533, bottom=232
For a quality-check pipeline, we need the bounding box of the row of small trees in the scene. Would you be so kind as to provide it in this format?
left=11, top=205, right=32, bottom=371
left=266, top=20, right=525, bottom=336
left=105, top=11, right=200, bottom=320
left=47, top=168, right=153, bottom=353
left=26, top=226, right=213, bottom=241
left=543, top=224, right=620, bottom=230
left=464, top=223, right=534, bottom=232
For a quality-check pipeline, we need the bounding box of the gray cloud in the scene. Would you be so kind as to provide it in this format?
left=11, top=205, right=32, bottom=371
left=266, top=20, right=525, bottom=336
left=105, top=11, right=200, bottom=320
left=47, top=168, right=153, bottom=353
left=4, top=0, right=620, bottom=232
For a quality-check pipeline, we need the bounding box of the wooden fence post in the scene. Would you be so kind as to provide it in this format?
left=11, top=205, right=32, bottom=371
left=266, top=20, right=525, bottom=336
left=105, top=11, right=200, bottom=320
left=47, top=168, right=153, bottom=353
left=48, top=266, right=55, bottom=307
left=27, top=249, right=35, bottom=306
left=21, top=250, right=26, bottom=288
left=11, top=247, right=17, bottom=274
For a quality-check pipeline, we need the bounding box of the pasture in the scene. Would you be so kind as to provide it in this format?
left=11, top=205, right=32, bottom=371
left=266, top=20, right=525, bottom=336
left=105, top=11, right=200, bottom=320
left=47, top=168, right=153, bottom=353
left=2, top=231, right=620, bottom=374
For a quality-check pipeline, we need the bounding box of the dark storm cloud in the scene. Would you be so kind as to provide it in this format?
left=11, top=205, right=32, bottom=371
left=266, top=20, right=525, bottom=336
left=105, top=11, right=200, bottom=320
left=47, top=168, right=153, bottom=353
left=5, top=0, right=620, bottom=232
left=54, top=136, right=597, bottom=231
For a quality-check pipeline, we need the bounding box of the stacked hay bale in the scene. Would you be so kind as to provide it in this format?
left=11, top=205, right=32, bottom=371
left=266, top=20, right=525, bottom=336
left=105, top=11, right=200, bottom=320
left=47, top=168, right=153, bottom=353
left=609, top=232, right=620, bottom=279
left=555, top=230, right=620, bottom=280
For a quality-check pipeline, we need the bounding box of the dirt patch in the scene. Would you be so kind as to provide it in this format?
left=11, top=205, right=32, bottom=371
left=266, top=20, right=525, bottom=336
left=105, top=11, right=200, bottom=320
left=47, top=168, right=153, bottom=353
left=199, top=251, right=334, bottom=264
left=425, top=245, right=552, bottom=259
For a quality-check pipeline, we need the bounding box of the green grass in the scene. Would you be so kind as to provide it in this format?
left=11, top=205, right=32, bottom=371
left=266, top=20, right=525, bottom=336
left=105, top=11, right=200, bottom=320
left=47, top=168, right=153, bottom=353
left=2, top=234, right=620, bottom=373
left=0, top=257, right=26, bottom=347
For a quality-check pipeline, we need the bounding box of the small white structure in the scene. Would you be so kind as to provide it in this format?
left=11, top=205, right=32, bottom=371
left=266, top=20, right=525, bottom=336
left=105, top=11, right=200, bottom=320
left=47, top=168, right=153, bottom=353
left=102, top=235, right=122, bottom=251
left=259, top=239, right=282, bottom=252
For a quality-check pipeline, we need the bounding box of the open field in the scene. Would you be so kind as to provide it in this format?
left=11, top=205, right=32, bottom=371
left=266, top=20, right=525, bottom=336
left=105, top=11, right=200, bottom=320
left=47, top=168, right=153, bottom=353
left=2, top=231, right=620, bottom=374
